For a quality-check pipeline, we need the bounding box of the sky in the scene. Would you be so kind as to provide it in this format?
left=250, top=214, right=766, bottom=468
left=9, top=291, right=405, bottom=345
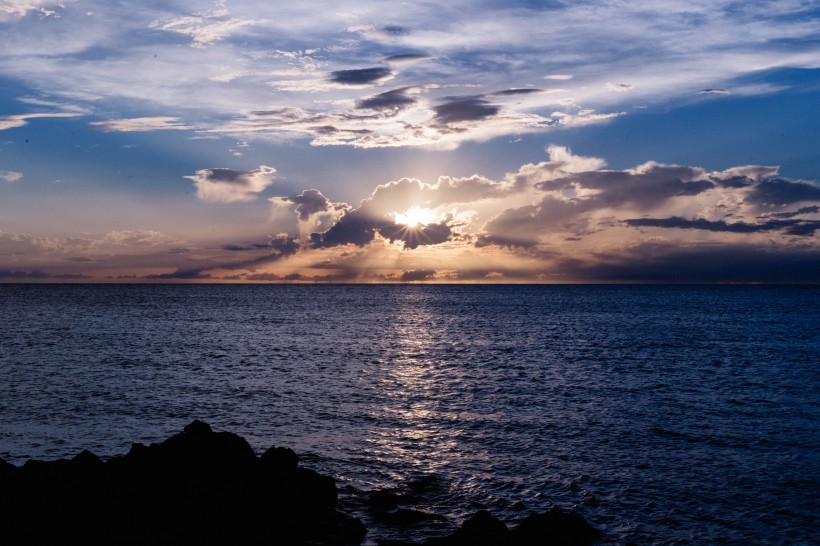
left=1, top=0, right=819, bottom=283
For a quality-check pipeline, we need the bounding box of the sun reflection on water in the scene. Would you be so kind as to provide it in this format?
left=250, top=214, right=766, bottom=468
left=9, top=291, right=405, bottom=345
left=366, top=289, right=464, bottom=480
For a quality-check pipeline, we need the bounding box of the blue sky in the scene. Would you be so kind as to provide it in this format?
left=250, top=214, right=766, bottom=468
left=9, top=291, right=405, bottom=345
left=1, top=0, right=819, bottom=282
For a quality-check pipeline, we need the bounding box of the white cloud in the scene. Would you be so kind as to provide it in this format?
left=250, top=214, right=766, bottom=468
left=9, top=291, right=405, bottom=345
left=148, top=0, right=256, bottom=47
left=0, top=1, right=818, bottom=147
left=606, top=82, right=633, bottom=93
left=89, top=117, right=193, bottom=132
left=185, top=165, right=277, bottom=203
left=0, top=112, right=81, bottom=130
left=0, top=0, right=61, bottom=21
left=0, top=170, right=23, bottom=182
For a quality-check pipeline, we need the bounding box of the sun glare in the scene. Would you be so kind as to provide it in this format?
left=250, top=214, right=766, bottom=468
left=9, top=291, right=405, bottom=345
left=394, top=206, right=438, bottom=228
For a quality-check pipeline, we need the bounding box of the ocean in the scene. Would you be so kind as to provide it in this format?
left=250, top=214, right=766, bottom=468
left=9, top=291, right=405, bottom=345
left=1, top=284, right=817, bottom=544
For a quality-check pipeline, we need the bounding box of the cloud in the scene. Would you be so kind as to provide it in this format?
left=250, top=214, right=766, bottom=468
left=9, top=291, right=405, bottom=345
left=700, top=88, right=731, bottom=94
left=328, top=67, right=393, bottom=85
left=0, top=170, right=23, bottom=182
left=0, top=0, right=56, bottom=20
left=491, top=88, right=543, bottom=96
left=400, top=269, right=436, bottom=282
left=552, top=244, right=820, bottom=284
left=271, top=189, right=346, bottom=222
left=0, top=0, right=818, bottom=153
left=0, top=112, right=81, bottom=131
left=764, top=205, right=820, bottom=219
left=432, top=97, right=500, bottom=125
left=746, top=179, right=820, bottom=206
left=90, top=117, right=193, bottom=132
left=470, top=148, right=820, bottom=250
left=377, top=220, right=453, bottom=250
left=215, top=87, right=610, bottom=149
left=143, top=268, right=212, bottom=280
left=624, top=217, right=820, bottom=237
left=3, top=140, right=818, bottom=282
left=185, top=165, right=276, bottom=203
left=357, top=87, right=418, bottom=112
left=606, top=82, right=633, bottom=92
left=0, top=269, right=90, bottom=280
left=222, top=233, right=299, bottom=256
left=148, top=1, right=256, bottom=47
left=382, top=53, right=432, bottom=64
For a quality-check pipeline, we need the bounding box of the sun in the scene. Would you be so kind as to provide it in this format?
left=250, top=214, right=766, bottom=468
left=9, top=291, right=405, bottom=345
left=394, top=206, right=438, bottom=228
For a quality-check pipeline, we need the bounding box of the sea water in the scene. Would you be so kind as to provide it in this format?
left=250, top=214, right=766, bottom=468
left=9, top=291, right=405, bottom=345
left=0, top=285, right=817, bottom=544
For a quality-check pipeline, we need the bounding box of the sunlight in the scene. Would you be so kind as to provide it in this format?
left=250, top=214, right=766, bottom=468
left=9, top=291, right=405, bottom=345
left=394, top=206, right=438, bottom=228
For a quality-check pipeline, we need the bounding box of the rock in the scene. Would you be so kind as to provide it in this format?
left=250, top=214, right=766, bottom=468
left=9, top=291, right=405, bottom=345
left=407, top=474, right=443, bottom=493
left=366, top=489, right=422, bottom=512
left=367, top=489, right=403, bottom=511
left=450, top=510, right=509, bottom=544
left=414, top=508, right=601, bottom=546
left=510, top=507, right=602, bottom=545
left=71, top=449, right=103, bottom=468
left=261, top=445, right=299, bottom=472
left=0, top=420, right=365, bottom=545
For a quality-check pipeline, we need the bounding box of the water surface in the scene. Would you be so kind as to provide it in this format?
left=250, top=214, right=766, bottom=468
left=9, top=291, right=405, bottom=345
left=1, top=285, right=817, bottom=544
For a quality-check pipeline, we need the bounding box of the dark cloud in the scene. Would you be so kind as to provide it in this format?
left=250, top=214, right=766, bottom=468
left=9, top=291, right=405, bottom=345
left=433, top=97, right=500, bottom=125
left=329, top=67, right=392, bottom=85
left=185, top=165, right=276, bottom=203
left=198, top=168, right=248, bottom=183
left=0, top=269, right=90, bottom=279
left=310, top=125, right=372, bottom=135
left=143, top=268, right=212, bottom=280
left=553, top=244, right=820, bottom=283
left=310, top=204, right=454, bottom=250
left=746, top=179, right=820, bottom=206
left=492, top=88, right=543, bottom=96
left=357, top=87, right=417, bottom=112
left=245, top=272, right=282, bottom=281
left=700, top=88, right=730, bottom=94
left=222, top=234, right=301, bottom=255
left=624, top=216, right=820, bottom=236
left=216, top=235, right=302, bottom=273
left=537, top=164, right=714, bottom=209
left=764, top=205, right=820, bottom=218
left=379, top=221, right=452, bottom=250
left=64, top=256, right=94, bottom=262
left=379, top=25, right=410, bottom=36
left=712, top=175, right=754, bottom=188
left=400, top=269, right=436, bottom=282
left=475, top=232, right=540, bottom=249
left=382, top=53, right=431, bottom=63
left=480, top=163, right=815, bottom=246
left=273, top=189, right=338, bottom=221
left=311, top=211, right=379, bottom=248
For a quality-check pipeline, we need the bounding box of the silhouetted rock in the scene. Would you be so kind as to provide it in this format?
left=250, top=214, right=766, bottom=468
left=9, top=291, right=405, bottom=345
left=385, top=508, right=601, bottom=546
left=261, top=445, right=299, bottom=472
left=368, top=489, right=403, bottom=511
left=0, top=423, right=602, bottom=546
left=510, top=507, right=602, bottom=545
left=366, top=488, right=422, bottom=512
left=0, top=420, right=365, bottom=545
left=407, top=474, right=443, bottom=493
left=444, top=510, right=509, bottom=544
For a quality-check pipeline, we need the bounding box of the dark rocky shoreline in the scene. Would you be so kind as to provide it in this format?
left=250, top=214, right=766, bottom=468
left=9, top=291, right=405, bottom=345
left=0, top=421, right=601, bottom=545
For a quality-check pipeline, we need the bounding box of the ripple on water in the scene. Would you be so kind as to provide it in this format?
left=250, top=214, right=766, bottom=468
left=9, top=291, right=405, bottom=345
left=0, top=284, right=818, bottom=545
